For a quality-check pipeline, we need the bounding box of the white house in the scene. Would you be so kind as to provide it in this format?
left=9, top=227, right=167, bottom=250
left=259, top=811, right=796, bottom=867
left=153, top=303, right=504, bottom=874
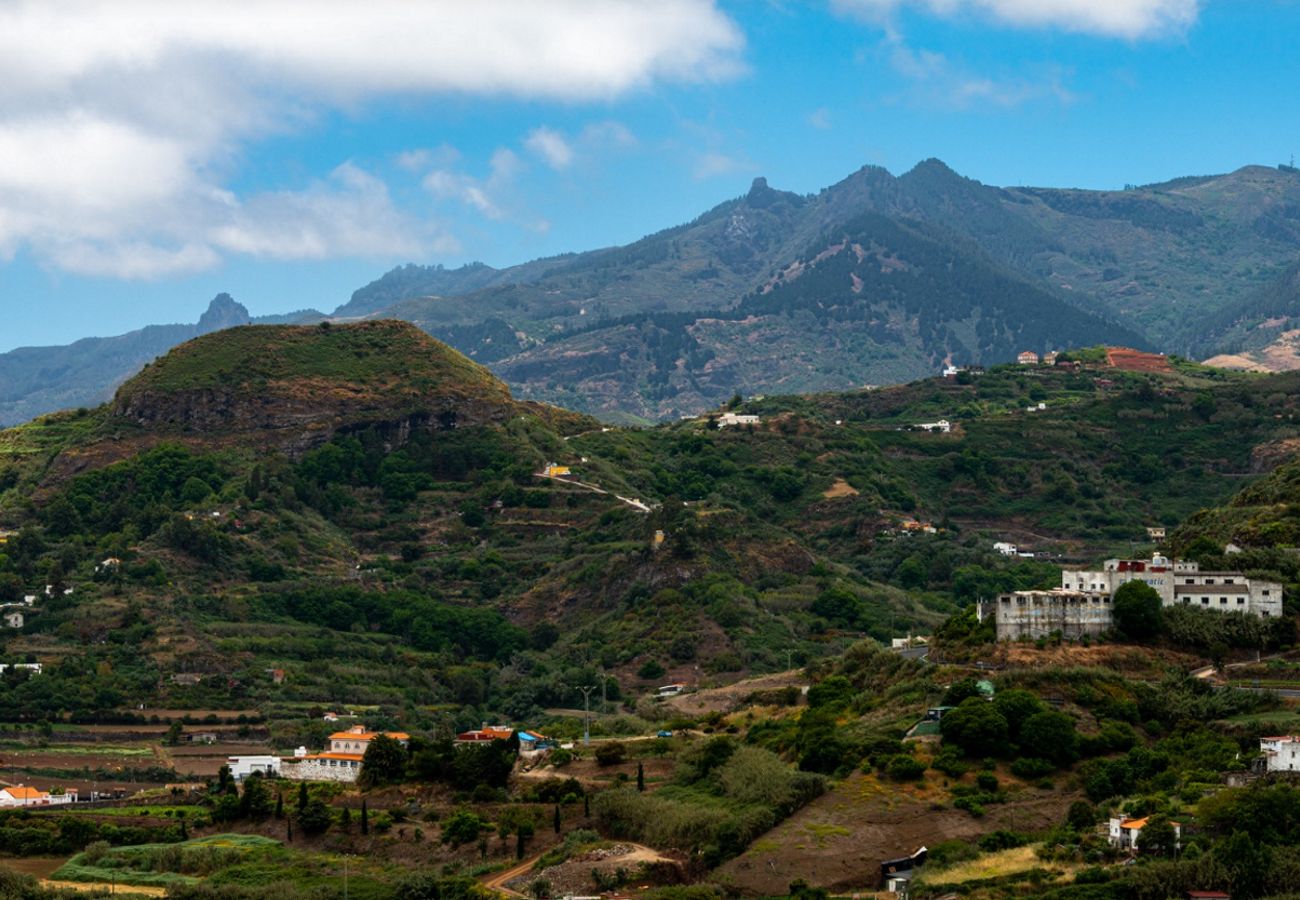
left=0, top=785, right=76, bottom=807
left=1261, top=736, right=1300, bottom=772
left=0, top=663, right=42, bottom=676
left=281, top=725, right=409, bottom=784
left=1108, top=816, right=1180, bottom=852
left=227, top=756, right=281, bottom=781
left=717, top=413, right=760, bottom=428
left=916, top=419, right=952, bottom=433
left=993, top=542, right=1018, bottom=556
left=2, top=612, right=21, bottom=629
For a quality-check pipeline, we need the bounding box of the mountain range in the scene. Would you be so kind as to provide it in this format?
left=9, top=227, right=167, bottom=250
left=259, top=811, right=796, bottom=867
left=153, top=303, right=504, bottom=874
left=7, top=159, right=1300, bottom=425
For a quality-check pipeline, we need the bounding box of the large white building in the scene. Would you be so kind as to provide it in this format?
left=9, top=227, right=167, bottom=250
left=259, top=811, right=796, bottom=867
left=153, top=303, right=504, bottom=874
left=1061, top=555, right=1282, bottom=618
left=983, top=555, right=1283, bottom=642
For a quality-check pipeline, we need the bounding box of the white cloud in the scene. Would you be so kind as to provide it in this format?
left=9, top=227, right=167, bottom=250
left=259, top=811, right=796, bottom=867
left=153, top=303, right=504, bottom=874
left=525, top=128, right=576, bottom=170
left=0, top=1, right=743, bottom=278
left=808, top=107, right=833, bottom=129
left=694, top=152, right=749, bottom=180
left=886, top=39, right=1076, bottom=108
left=832, top=0, right=1199, bottom=39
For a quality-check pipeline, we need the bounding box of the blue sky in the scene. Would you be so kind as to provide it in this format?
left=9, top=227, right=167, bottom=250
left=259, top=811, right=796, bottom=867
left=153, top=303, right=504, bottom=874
left=1, top=0, right=1296, bottom=352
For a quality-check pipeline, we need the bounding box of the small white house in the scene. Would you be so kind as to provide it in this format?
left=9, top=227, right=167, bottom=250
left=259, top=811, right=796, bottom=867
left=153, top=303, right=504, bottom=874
left=993, top=542, right=1018, bottom=556
left=717, top=413, right=760, bottom=428
left=1108, top=816, right=1180, bottom=852
left=916, top=419, right=952, bottom=433
left=227, top=756, right=282, bottom=781
left=655, top=683, right=687, bottom=698
left=0, top=663, right=42, bottom=676
left=3, top=612, right=22, bottom=629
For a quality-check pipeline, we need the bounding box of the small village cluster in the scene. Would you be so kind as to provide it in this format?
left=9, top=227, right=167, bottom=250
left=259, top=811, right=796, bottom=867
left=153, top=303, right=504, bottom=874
left=227, top=723, right=553, bottom=785
left=980, top=554, right=1284, bottom=642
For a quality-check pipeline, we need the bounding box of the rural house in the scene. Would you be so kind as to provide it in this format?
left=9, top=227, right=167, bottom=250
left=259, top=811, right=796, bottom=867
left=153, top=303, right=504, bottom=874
left=281, top=725, right=410, bottom=783
left=1108, top=816, right=1181, bottom=853
left=1260, top=735, right=1300, bottom=772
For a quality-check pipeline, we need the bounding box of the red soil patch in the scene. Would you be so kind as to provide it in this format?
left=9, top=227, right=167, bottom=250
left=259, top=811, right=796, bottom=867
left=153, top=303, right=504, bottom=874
left=1106, top=347, right=1172, bottom=373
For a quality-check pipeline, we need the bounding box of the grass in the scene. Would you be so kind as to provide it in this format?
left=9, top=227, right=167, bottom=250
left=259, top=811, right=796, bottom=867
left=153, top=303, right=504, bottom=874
left=915, top=844, right=1076, bottom=887
left=53, top=834, right=280, bottom=889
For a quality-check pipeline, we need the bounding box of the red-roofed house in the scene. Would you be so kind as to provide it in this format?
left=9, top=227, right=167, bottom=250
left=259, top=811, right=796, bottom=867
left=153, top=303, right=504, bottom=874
left=281, top=725, right=410, bottom=783
left=1108, top=816, right=1181, bottom=852
left=0, top=785, right=76, bottom=807
left=454, top=725, right=514, bottom=746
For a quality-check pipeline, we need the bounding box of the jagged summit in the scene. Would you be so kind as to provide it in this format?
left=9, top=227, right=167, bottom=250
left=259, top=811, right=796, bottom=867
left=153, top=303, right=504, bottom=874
left=196, top=293, right=251, bottom=334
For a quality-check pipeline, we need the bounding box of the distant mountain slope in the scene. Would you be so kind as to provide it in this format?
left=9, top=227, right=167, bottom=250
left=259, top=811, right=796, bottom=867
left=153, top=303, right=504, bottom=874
left=491, top=213, right=1146, bottom=419
left=0, top=294, right=253, bottom=428
left=8, top=159, right=1300, bottom=427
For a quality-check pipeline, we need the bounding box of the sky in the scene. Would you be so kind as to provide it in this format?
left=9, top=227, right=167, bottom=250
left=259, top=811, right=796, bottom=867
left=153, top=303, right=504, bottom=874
left=1, top=0, right=1298, bottom=352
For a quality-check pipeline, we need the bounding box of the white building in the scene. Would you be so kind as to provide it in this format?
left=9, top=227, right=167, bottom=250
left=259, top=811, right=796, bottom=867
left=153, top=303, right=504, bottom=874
left=0, top=785, right=76, bottom=807
left=227, top=755, right=281, bottom=781
left=1061, top=555, right=1282, bottom=618
left=2, top=612, right=21, bottom=629
left=1261, top=736, right=1300, bottom=772
left=916, top=419, right=952, bottom=433
left=0, top=663, right=42, bottom=675
left=281, top=725, right=409, bottom=784
left=983, top=590, right=1112, bottom=642
left=1108, top=816, right=1180, bottom=852
left=993, top=542, right=1018, bottom=556
left=717, top=413, right=760, bottom=428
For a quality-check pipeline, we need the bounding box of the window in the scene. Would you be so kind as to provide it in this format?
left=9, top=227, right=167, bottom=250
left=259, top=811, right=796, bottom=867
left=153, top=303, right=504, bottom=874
left=1182, top=598, right=1190, bottom=604
left=1238, top=598, right=1245, bottom=605
left=1224, top=578, right=1234, bottom=584
left=1220, top=598, right=1228, bottom=605
left=1202, top=598, right=1209, bottom=605
left=1264, top=590, right=1271, bottom=596
left=1184, top=578, right=1194, bottom=584
left=1205, top=578, right=1215, bottom=585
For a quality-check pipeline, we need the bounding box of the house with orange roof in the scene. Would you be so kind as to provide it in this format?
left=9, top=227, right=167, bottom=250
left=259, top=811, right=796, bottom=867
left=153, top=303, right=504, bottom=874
left=1108, top=815, right=1181, bottom=852
left=281, top=725, right=410, bottom=783
left=0, top=784, right=77, bottom=807
left=454, top=724, right=515, bottom=745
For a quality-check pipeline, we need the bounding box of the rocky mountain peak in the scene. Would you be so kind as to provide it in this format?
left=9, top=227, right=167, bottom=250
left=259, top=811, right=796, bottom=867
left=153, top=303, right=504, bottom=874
left=196, top=293, right=252, bottom=334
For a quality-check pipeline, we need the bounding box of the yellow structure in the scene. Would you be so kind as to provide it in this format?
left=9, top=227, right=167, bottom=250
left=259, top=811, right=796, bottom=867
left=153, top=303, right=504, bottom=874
left=541, top=463, right=571, bottom=478
left=653, top=529, right=666, bottom=548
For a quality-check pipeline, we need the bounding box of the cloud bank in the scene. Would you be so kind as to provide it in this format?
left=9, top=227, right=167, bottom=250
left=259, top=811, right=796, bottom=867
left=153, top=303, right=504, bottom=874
left=0, top=1, right=743, bottom=278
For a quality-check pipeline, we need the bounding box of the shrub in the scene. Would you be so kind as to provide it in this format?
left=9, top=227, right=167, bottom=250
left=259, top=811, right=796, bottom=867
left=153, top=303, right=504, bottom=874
left=594, top=744, right=627, bottom=767
left=886, top=755, right=926, bottom=781
left=1011, top=757, right=1056, bottom=779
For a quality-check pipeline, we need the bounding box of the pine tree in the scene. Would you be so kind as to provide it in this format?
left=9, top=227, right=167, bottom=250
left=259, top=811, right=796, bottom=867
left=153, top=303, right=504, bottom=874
left=553, top=804, right=561, bottom=834
left=637, top=762, right=645, bottom=792
left=360, top=799, right=369, bottom=835
left=274, top=792, right=283, bottom=819
left=297, top=782, right=308, bottom=814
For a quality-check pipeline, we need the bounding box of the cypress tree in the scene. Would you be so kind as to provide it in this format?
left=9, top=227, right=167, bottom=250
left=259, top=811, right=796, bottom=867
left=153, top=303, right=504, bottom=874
left=553, top=804, right=561, bottom=834
left=297, top=782, right=309, bottom=814
left=637, top=762, right=645, bottom=792
left=583, top=793, right=590, bottom=818
left=341, top=806, right=352, bottom=832
left=361, top=799, right=369, bottom=835
left=274, top=792, right=283, bottom=819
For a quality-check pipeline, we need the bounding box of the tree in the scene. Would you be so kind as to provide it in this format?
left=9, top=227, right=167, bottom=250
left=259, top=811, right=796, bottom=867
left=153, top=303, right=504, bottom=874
left=1138, top=815, right=1178, bottom=858
left=595, top=743, right=626, bottom=766
left=940, top=697, right=1010, bottom=758
left=516, top=822, right=533, bottom=860
left=340, top=806, right=352, bottom=832
left=1065, top=800, right=1095, bottom=832
left=360, top=734, right=409, bottom=788
left=274, top=792, right=284, bottom=820
left=1113, top=580, right=1163, bottom=639
left=297, top=782, right=309, bottom=814
left=361, top=799, right=369, bottom=835
left=1018, top=710, right=1079, bottom=765
left=239, top=774, right=274, bottom=820
left=636, top=762, right=645, bottom=792
left=297, top=798, right=333, bottom=835
left=441, top=809, right=485, bottom=847
left=992, top=689, right=1045, bottom=740
left=553, top=804, right=561, bottom=834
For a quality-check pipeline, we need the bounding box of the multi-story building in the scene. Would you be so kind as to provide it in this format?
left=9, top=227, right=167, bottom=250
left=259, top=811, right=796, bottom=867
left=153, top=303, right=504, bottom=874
left=982, top=554, right=1283, bottom=642
left=1061, top=555, right=1282, bottom=618
left=983, top=589, right=1112, bottom=641
left=281, top=725, right=410, bottom=783
left=1261, top=736, right=1300, bottom=772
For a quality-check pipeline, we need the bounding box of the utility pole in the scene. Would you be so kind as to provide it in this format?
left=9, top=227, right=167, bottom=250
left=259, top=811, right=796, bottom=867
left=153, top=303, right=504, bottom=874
left=600, top=666, right=608, bottom=714
left=343, top=855, right=350, bottom=900
left=786, top=648, right=794, bottom=672
left=578, top=685, right=596, bottom=745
